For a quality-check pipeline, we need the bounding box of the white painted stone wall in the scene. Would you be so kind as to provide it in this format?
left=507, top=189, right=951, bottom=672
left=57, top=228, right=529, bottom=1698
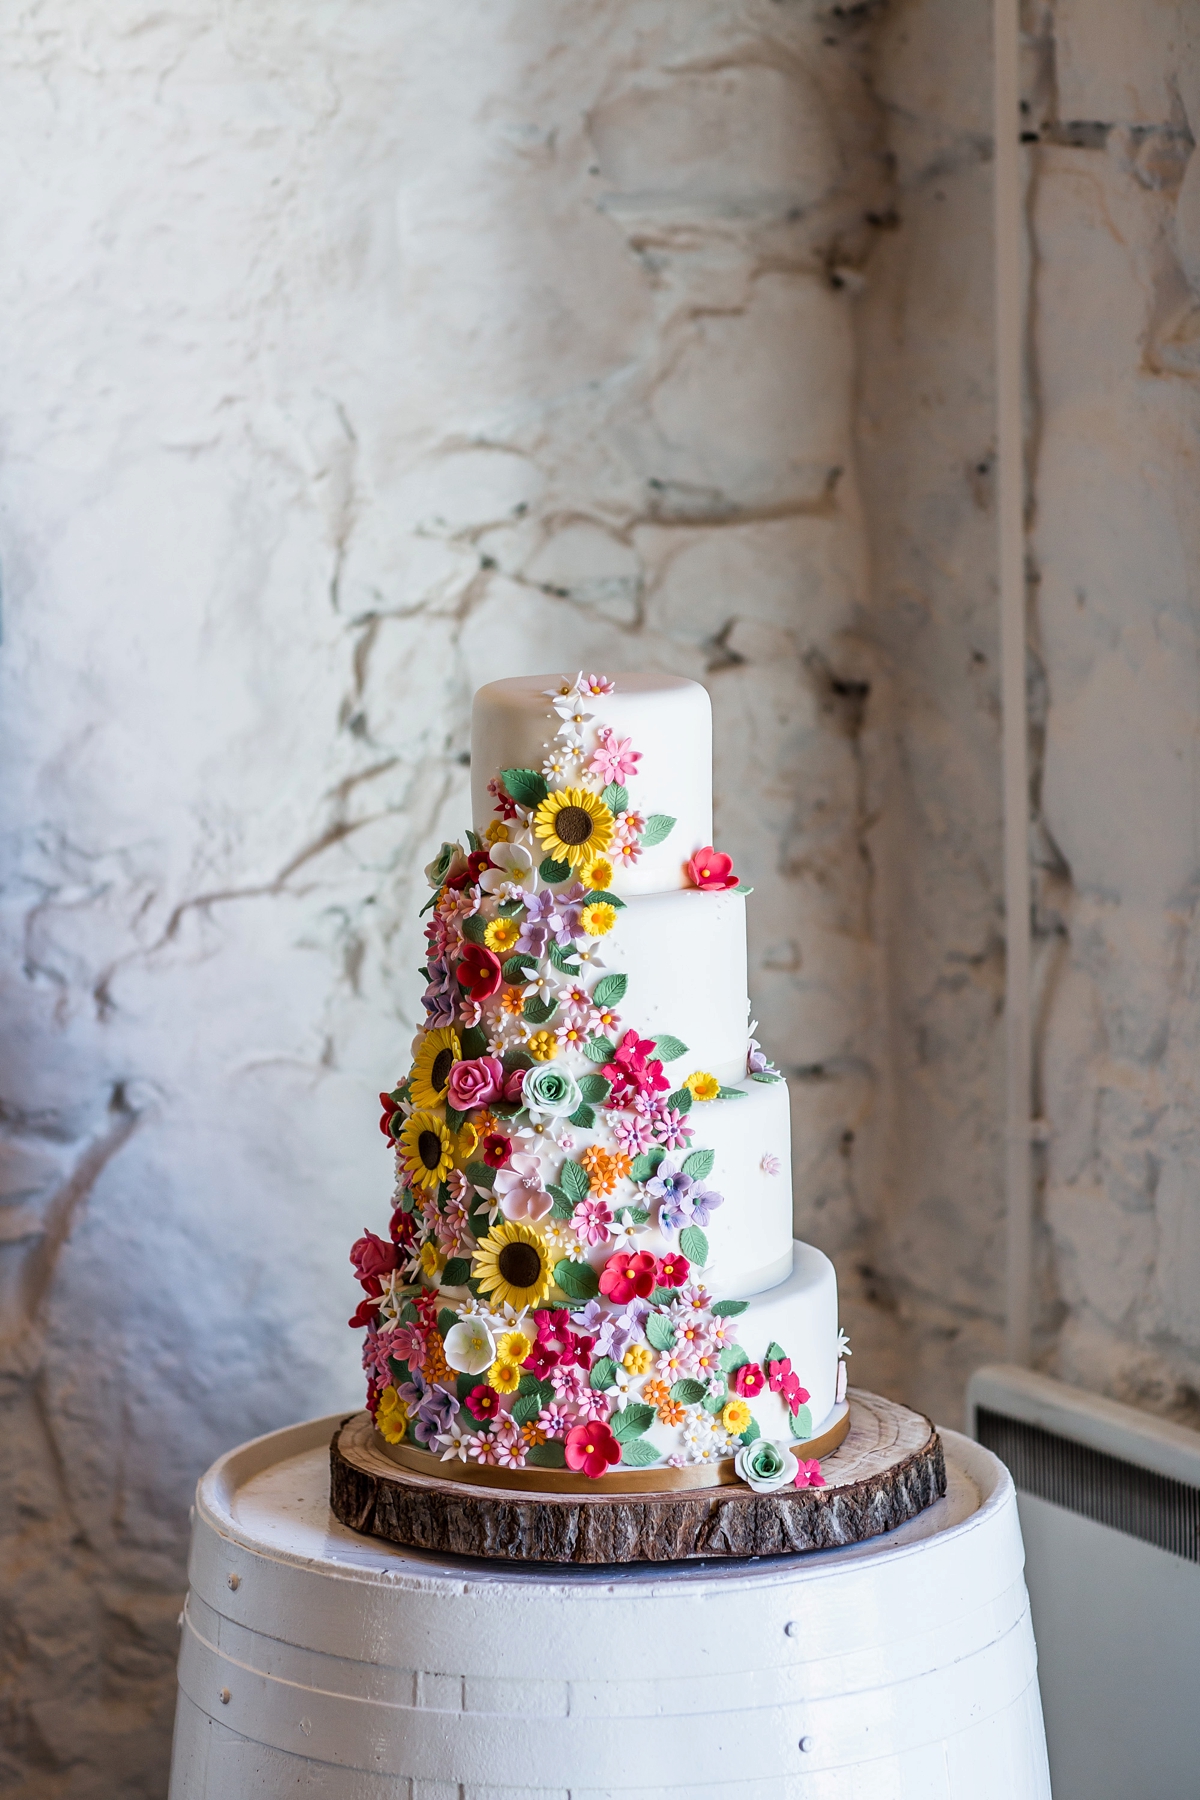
left=2, top=0, right=1196, bottom=1791
left=0, top=6, right=890, bottom=1791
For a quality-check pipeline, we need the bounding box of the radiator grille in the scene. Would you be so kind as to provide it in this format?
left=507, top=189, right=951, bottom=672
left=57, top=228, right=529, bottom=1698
left=976, top=1406, right=1200, bottom=1563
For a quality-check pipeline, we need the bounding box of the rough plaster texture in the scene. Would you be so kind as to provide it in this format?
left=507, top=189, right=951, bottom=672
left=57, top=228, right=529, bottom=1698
left=1, top=0, right=1197, bottom=1793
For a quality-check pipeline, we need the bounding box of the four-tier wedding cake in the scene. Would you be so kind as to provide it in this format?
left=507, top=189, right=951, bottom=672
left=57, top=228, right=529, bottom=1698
left=349, top=671, right=850, bottom=1492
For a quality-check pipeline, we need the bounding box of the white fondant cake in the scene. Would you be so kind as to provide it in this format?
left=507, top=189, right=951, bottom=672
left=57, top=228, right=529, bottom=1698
left=350, top=670, right=848, bottom=1491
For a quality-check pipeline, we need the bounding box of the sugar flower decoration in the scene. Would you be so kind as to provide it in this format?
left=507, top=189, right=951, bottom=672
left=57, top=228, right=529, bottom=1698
left=685, top=846, right=739, bottom=891
left=734, top=1439, right=799, bottom=1494
left=533, top=787, right=614, bottom=869
left=589, top=725, right=641, bottom=786
left=443, top=1316, right=496, bottom=1376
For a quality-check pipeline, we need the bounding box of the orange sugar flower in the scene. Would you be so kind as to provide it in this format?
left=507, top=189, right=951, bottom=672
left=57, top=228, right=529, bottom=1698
left=580, top=1144, right=632, bottom=1197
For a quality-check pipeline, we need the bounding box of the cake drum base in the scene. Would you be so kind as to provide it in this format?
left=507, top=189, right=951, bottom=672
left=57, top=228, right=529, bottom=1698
left=329, top=1388, right=945, bottom=1562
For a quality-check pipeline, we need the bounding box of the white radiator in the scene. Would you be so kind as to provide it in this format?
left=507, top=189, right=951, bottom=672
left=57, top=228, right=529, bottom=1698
left=967, top=1364, right=1200, bottom=1800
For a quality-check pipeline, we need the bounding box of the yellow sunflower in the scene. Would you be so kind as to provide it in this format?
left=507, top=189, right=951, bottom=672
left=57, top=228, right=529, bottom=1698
left=533, top=787, right=614, bottom=869
left=471, top=1220, right=555, bottom=1311
left=399, top=1109, right=454, bottom=1191
left=409, top=1027, right=461, bottom=1110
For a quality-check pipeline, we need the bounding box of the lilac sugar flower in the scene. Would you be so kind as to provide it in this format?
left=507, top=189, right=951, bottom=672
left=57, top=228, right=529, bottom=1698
left=399, top=1373, right=460, bottom=1446
left=747, top=1032, right=781, bottom=1079
left=646, top=1162, right=695, bottom=1232
left=685, top=1183, right=724, bottom=1228
left=594, top=1297, right=651, bottom=1361
left=516, top=888, right=557, bottom=957
left=422, top=955, right=458, bottom=1028
left=548, top=882, right=588, bottom=947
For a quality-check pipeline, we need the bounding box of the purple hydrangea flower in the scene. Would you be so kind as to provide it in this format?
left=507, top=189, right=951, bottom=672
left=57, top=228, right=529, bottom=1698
left=646, top=1162, right=694, bottom=1231
left=747, top=1036, right=780, bottom=1078
left=685, top=1183, right=724, bottom=1228
left=399, top=1373, right=460, bottom=1446
left=593, top=1297, right=651, bottom=1361
left=516, top=888, right=556, bottom=957
left=422, top=955, right=458, bottom=1028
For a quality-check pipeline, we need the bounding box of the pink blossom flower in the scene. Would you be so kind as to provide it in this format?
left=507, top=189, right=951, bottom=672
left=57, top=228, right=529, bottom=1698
left=572, top=1197, right=614, bottom=1247
left=537, top=1403, right=572, bottom=1440
left=794, top=1458, right=825, bottom=1489
left=589, top=726, right=642, bottom=785
left=611, top=1112, right=654, bottom=1157
left=768, top=1357, right=811, bottom=1417
left=611, top=809, right=645, bottom=847
left=732, top=1361, right=765, bottom=1398
left=468, top=1432, right=500, bottom=1465
left=652, top=1105, right=694, bottom=1149
left=493, top=1418, right=527, bottom=1469
left=686, top=847, right=739, bottom=891
left=549, top=1363, right=587, bottom=1405
left=613, top=839, right=642, bottom=868
left=761, top=1152, right=781, bottom=1176
left=392, top=1324, right=427, bottom=1369
left=494, top=1152, right=552, bottom=1222
left=581, top=673, right=615, bottom=697
left=573, top=1388, right=613, bottom=1426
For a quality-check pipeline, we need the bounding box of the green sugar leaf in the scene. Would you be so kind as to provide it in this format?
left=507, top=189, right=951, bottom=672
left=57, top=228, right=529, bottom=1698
left=581, top=889, right=626, bottom=910
left=702, top=1390, right=725, bottom=1415
left=711, top=1299, right=748, bottom=1318
left=501, top=767, right=548, bottom=809
left=460, top=1024, right=488, bottom=1060
left=465, top=829, right=482, bottom=852
left=739, top=1418, right=761, bottom=1446
left=719, top=1345, right=750, bottom=1375
left=465, top=1161, right=496, bottom=1189
left=765, top=1340, right=787, bottom=1366
left=511, top=1394, right=540, bottom=1426
left=619, top=1438, right=660, bottom=1467
left=610, top=1402, right=654, bottom=1441
left=600, top=782, right=628, bottom=814
left=398, top=1301, right=419, bottom=1326
left=455, top=1372, right=478, bottom=1402
left=666, top=1087, right=694, bottom=1115
left=553, top=1258, right=599, bottom=1301
left=750, top=1071, right=783, bottom=1084
left=568, top=1103, right=596, bottom=1130
left=584, top=1036, right=615, bottom=1064
left=526, top=1439, right=567, bottom=1469
left=639, top=813, right=677, bottom=847
left=592, top=972, right=627, bottom=1008
left=495, top=897, right=525, bottom=917
left=681, top=1148, right=715, bottom=1181
left=678, top=1225, right=709, bottom=1267
left=645, top=1312, right=676, bottom=1352
left=502, top=953, right=538, bottom=981
left=590, top=1357, right=618, bottom=1392
left=788, top=1404, right=814, bottom=1443
left=517, top=1371, right=543, bottom=1397
left=548, top=1188, right=575, bottom=1221
left=445, top=1103, right=465, bottom=1132
left=630, top=1145, right=666, bottom=1185
left=437, top=1308, right=458, bottom=1338
left=523, top=995, right=558, bottom=1025
left=622, top=1206, right=650, bottom=1225
left=560, top=1160, right=590, bottom=1203
left=548, top=940, right=579, bottom=973
left=650, top=1033, right=688, bottom=1063
left=539, top=856, right=572, bottom=884
left=669, top=1378, right=706, bottom=1406
left=441, top=1257, right=471, bottom=1288
left=466, top=1276, right=486, bottom=1299
left=460, top=913, right=488, bottom=945
left=649, top=1285, right=681, bottom=1307
left=717, top=1085, right=747, bottom=1099
left=578, top=1073, right=612, bottom=1103
left=733, top=880, right=754, bottom=895
left=501, top=1047, right=535, bottom=1074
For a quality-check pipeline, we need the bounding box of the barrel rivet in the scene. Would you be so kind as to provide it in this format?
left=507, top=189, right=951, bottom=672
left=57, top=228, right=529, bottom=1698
left=219, top=1689, right=231, bottom=1705
left=228, top=1573, right=241, bottom=1590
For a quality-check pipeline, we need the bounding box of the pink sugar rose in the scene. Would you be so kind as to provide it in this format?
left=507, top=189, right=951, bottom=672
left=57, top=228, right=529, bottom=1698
left=447, top=1054, right=503, bottom=1111
left=350, top=1230, right=399, bottom=1288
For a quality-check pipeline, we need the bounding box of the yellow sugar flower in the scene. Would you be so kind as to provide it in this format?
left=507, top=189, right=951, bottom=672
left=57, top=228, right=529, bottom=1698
left=580, top=854, right=615, bottom=891
left=484, top=916, right=521, bottom=955
left=472, top=1221, right=554, bottom=1311
left=454, top=1121, right=480, bottom=1165
left=484, top=820, right=510, bottom=846
left=533, top=787, right=614, bottom=869
left=376, top=1386, right=410, bottom=1445
left=487, top=1356, right=523, bottom=1394
left=685, top=1070, right=721, bottom=1103
left=623, top=1344, right=653, bottom=1376
left=496, top=1329, right=533, bottom=1365
left=527, top=1030, right=557, bottom=1061
left=419, top=1239, right=445, bottom=1283
left=722, top=1398, right=753, bottom=1436
left=410, top=1027, right=461, bottom=1110
left=579, top=902, right=617, bottom=938
left=399, top=1110, right=455, bottom=1191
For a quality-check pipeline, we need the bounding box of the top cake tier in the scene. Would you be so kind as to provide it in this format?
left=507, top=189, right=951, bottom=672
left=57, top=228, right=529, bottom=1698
left=472, top=672, right=712, bottom=897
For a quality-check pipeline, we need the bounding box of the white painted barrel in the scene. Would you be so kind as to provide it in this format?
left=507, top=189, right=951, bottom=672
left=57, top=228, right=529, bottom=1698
left=169, top=1413, right=1050, bottom=1799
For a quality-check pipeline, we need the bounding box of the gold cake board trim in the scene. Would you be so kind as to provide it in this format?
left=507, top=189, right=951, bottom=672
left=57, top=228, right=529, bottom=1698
left=372, top=1402, right=851, bottom=1496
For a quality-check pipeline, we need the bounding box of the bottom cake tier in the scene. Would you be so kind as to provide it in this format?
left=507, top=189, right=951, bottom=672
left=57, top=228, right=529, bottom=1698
left=368, top=1240, right=848, bottom=1489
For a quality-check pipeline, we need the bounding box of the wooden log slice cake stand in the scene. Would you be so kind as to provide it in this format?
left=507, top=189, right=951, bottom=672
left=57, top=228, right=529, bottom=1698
left=329, top=1388, right=945, bottom=1563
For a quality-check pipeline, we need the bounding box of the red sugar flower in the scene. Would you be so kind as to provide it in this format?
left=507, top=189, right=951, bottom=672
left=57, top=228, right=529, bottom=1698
left=794, top=1458, right=825, bottom=1489
left=732, top=1361, right=766, bottom=1398
left=655, top=1250, right=691, bottom=1289
left=350, top=1230, right=399, bottom=1290
left=686, top=846, right=739, bottom=891
left=465, top=1385, right=500, bottom=1422
left=456, top=943, right=503, bottom=1001
left=379, top=1092, right=402, bottom=1139
left=565, top=1420, right=622, bottom=1479
left=447, top=848, right=493, bottom=890
left=767, top=1357, right=810, bottom=1416
left=599, top=1249, right=658, bottom=1305
left=482, top=1132, right=512, bottom=1168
